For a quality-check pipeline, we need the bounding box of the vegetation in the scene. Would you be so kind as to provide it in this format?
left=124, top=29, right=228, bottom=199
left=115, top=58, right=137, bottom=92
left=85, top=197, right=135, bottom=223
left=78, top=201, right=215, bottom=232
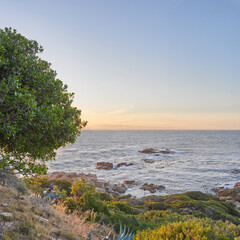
left=134, top=218, right=240, bottom=240
left=3, top=174, right=240, bottom=239
left=0, top=27, right=86, bottom=176
left=23, top=176, right=240, bottom=239
left=0, top=183, right=109, bottom=240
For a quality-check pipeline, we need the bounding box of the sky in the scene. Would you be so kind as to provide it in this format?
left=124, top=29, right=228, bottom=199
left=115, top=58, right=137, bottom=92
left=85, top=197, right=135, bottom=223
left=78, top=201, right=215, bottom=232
left=0, top=0, right=240, bottom=130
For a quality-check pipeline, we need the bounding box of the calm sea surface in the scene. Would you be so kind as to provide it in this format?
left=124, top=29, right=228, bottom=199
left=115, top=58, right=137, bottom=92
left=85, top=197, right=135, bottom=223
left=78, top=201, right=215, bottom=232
left=47, top=130, right=240, bottom=197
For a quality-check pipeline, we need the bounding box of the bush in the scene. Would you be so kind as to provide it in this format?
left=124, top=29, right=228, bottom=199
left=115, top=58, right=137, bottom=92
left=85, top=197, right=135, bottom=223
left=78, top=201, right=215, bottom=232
left=134, top=218, right=240, bottom=240
left=99, top=192, right=113, bottom=201
left=103, top=212, right=146, bottom=233
left=64, top=178, right=109, bottom=215
left=108, top=201, right=135, bottom=214
left=145, top=202, right=167, bottom=211
left=24, top=177, right=72, bottom=195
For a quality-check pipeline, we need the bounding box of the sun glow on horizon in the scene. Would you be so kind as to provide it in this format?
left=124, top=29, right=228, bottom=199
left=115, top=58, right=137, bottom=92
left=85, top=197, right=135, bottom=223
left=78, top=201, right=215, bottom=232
left=81, top=109, right=240, bottom=130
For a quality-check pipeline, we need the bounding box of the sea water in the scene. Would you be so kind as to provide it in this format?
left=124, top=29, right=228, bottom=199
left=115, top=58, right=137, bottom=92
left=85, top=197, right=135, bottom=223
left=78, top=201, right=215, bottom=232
left=47, top=130, right=240, bottom=197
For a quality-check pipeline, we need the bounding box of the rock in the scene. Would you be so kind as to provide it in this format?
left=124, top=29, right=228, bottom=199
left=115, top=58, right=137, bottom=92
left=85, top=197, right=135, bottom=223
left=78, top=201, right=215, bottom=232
left=0, top=222, right=3, bottom=237
left=86, top=173, right=97, bottom=179
left=159, top=149, right=175, bottom=154
left=0, top=212, right=14, bottom=221
left=65, top=172, right=78, bottom=179
left=96, top=162, right=113, bottom=170
left=139, top=148, right=174, bottom=154
left=235, top=182, right=240, bottom=188
left=123, top=180, right=135, bottom=185
left=116, top=162, right=134, bottom=168
left=230, top=169, right=240, bottom=174
left=140, top=183, right=165, bottom=193
left=112, top=184, right=127, bottom=194
left=212, top=187, right=224, bottom=193
left=94, top=180, right=107, bottom=189
left=1, top=203, right=9, bottom=207
left=36, top=215, right=49, bottom=224
left=4, top=222, right=13, bottom=227
left=145, top=195, right=164, bottom=202
left=139, top=148, right=159, bottom=154
left=143, top=159, right=155, bottom=163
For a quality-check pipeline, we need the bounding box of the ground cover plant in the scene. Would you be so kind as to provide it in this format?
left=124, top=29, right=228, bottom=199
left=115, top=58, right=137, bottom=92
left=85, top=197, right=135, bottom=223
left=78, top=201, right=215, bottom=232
left=24, top=176, right=240, bottom=240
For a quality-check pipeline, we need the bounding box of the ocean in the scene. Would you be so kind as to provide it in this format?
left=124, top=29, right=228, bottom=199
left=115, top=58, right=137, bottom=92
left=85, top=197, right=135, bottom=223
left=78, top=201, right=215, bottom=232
left=47, top=130, right=240, bottom=197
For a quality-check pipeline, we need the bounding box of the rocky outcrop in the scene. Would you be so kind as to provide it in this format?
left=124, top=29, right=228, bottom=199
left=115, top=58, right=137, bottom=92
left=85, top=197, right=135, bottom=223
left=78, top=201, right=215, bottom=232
left=96, top=162, right=113, bottom=170
left=116, top=162, right=134, bottom=168
left=95, top=162, right=134, bottom=170
left=212, top=182, right=240, bottom=210
left=139, top=148, right=175, bottom=154
left=139, top=148, right=159, bottom=154
left=139, top=183, right=165, bottom=193
left=106, top=183, right=127, bottom=196
left=44, top=171, right=127, bottom=197
left=143, top=159, right=155, bottom=163
left=123, top=180, right=136, bottom=185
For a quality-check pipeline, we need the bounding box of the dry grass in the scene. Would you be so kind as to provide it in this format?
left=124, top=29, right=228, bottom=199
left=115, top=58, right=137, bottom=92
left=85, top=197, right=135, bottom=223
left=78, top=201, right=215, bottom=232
left=0, top=185, right=110, bottom=240
left=51, top=204, right=110, bottom=240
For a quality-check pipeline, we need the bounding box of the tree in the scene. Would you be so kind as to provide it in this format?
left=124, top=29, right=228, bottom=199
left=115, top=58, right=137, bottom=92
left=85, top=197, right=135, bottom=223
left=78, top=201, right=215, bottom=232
left=0, top=28, right=86, bottom=176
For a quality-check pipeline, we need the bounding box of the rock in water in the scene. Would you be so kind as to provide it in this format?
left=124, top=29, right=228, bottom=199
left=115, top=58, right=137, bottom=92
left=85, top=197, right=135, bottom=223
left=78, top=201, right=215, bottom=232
left=140, top=183, right=165, bottom=193
left=123, top=180, right=136, bottom=185
left=116, top=162, right=134, bottom=168
left=96, top=162, right=113, bottom=170
left=139, top=148, right=159, bottom=153
left=139, top=148, right=175, bottom=154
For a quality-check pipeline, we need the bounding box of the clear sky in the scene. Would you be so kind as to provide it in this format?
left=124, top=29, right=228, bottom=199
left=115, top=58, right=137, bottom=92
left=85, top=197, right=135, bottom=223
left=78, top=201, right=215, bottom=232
left=1, top=0, right=240, bottom=130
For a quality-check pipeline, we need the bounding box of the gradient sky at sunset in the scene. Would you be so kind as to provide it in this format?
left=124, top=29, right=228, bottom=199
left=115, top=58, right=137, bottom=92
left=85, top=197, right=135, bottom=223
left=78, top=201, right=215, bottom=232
left=1, top=0, right=240, bottom=129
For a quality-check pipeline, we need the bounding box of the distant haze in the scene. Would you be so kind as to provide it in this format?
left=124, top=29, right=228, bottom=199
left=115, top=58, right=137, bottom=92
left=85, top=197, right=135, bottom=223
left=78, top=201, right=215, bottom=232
left=1, top=0, right=240, bottom=129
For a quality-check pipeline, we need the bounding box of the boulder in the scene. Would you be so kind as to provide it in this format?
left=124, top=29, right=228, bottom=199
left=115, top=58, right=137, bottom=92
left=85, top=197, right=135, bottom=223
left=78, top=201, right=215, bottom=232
left=112, top=184, right=127, bottom=194
left=231, top=169, right=240, bottom=174
left=123, top=180, right=135, bottom=185
left=94, top=180, right=107, bottom=189
left=140, top=183, right=165, bottom=193
left=96, top=162, right=113, bottom=170
left=235, top=182, right=240, bottom=188
left=116, top=162, right=134, bottom=168
left=139, top=148, right=159, bottom=154
left=139, top=148, right=174, bottom=154
left=0, top=212, right=14, bottom=221
left=143, top=159, right=155, bottom=163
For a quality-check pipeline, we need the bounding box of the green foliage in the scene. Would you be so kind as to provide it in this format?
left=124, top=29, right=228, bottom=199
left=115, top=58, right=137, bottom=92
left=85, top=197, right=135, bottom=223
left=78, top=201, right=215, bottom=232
left=145, top=202, right=167, bottom=211
left=64, top=178, right=109, bottom=215
left=134, top=218, right=240, bottom=240
left=99, top=192, right=113, bottom=201
left=138, top=210, right=192, bottom=226
left=24, top=176, right=72, bottom=195
left=104, top=213, right=140, bottom=232
left=108, top=201, right=135, bottom=214
left=97, top=225, right=134, bottom=240
left=114, top=225, right=135, bottom=240
left=0, top=27, right=86, bottom=176
left=154, top=191, right=240, bottom=225
left=37, top=187, right=66, bottom=205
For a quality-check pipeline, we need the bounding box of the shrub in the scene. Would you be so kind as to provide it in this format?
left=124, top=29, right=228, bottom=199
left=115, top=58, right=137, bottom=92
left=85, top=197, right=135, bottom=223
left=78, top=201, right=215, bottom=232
left=145, top=202, right=167, bottom=211
left=99, top=192, right=113, bottom=201
left=64, top=178, right=109, bottom=215
left=24, top=177, right=72, bottom=195
left=108, top=201, right=135, bottom=214
left=134, top=218, right=240, bottom=240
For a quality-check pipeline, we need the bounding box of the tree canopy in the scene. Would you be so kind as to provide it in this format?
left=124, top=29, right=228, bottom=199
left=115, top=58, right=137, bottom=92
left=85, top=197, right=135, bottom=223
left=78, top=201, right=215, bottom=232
left=0, top=27, right=86, bottom=176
